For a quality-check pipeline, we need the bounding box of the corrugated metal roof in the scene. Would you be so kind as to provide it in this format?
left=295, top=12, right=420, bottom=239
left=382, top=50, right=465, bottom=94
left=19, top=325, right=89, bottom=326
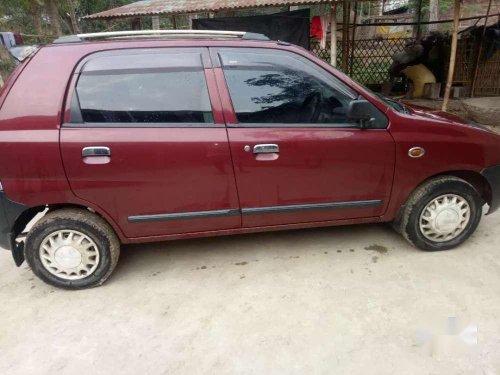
left=84, top=0, right=337, bottom=19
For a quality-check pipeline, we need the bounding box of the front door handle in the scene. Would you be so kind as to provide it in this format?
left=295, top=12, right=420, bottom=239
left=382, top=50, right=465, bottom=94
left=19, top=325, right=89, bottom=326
left=82, top=146, right=111, bottom=157
left=253, top=144, right=279, bottom=154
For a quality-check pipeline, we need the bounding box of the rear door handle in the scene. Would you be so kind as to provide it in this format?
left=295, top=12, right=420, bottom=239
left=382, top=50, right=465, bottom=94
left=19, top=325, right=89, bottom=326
left=82, top=146, right=111, bottom=157
left=253, top=144, right=279, bottom=154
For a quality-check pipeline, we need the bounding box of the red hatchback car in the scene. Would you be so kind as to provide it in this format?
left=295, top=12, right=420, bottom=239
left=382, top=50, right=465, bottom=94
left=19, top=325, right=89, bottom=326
left=1, top=30, right=499, bottom=289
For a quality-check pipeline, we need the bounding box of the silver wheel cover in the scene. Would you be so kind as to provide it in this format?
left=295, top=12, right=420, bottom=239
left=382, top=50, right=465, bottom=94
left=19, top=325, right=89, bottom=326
left=419, top=194, right=471, bottom=243
left=39, top=230, right=100, bottom=280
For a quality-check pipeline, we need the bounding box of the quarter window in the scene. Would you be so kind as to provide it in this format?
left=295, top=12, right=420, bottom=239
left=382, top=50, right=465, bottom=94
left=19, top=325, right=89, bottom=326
left=75, top=51, right=213, bottom=124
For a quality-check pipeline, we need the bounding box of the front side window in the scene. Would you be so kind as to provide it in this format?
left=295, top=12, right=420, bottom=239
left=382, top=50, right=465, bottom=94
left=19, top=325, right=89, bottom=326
left=219, top=48, right=387, bottom=128
left=75, top=51, right=213, bottom=124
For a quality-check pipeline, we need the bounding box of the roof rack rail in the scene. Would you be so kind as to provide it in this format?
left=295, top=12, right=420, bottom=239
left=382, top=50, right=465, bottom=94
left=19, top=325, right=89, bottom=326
left=53, top=30, right=270, bottom=44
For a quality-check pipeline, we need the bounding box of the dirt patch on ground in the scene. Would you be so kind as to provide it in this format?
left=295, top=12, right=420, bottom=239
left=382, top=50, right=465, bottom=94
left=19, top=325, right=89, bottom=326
left=364, top=244, right=388, bottom=254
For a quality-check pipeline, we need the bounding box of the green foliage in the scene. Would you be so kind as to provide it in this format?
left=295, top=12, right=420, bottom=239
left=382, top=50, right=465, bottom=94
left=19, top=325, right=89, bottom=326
left=0, top=0, right=39, bottom=34
left=0, top=58, right=15, bottom=71
left=0, top=0, right=139, bottom=37
left=408, top=0, right=454, bottom=19
left=76, top=1, right=147, bottom=33
left=438, top=0, right=454, bottom=13
left=0, top=48, right=16, bottom=81
left=78, top=0, right=132, bottom=15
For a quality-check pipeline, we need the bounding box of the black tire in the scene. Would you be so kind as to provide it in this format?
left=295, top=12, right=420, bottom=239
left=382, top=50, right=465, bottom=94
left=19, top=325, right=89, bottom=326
left=397, top=176, right=483, bottom=251
left=25, top=208, right=120, bottom=289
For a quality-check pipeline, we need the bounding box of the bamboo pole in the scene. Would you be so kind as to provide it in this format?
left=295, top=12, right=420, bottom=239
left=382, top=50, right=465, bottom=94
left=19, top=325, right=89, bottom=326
left=152, top=15, right=160, bottom=30
left=415, top=0, right=423, bottom=40
left=442, top=0, right=461, bottom=112
left=330, top=3, right=337, bottom=67
left=470, top=0, right=492, bottom=97
left=350, top=2, right=358, bottom=74
left=341, top=0, right=350, bottom=73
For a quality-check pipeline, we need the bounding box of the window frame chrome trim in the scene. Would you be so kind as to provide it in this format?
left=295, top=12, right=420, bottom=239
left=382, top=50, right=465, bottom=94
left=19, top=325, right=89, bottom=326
left=63, top=122, right=224, bottom=129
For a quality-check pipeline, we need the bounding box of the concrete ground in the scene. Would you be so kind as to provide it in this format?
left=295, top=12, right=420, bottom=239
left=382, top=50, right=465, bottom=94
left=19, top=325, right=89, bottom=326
left=1, top=212, right=500, bottom=375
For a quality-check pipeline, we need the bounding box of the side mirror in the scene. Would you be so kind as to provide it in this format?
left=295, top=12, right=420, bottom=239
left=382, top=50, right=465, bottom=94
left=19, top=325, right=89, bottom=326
left=347, top=100, right=374, bottom=128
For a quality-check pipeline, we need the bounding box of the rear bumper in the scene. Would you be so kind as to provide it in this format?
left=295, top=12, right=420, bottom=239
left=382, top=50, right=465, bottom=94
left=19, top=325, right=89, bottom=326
left=0, top=192, right=27, bottom=251
left=481, top=165, right=500, bottom=214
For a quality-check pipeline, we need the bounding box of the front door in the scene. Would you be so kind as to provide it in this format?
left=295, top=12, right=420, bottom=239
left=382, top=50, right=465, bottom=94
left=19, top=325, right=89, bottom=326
left=61, top=48, right=240, bottom=238
left=213, top=47, right=395, bottom=227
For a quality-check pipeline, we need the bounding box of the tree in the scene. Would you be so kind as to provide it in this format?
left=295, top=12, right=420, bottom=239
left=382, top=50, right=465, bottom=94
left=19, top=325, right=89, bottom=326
left=409, top=0, right=455, bottom=34
left=0, top=0, right=37, bottom=34
left=67, top=0, right=81, bottom=33
left=428, top=0, right=439, bottom=32
left=30, top=0, right=43, bottom=35
left=43, top=0, right=62, bottom=36
left=0, top=0, right=138, bottom=38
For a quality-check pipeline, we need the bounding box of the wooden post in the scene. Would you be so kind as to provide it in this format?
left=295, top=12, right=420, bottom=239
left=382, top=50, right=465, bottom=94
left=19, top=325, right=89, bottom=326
left=131, top=17, right=141, bottom=30
left=470, top=0, right=492, bottom=97
left=350, top=2, right=358, bottom=74
left=341, top=1, right=346, bottom=71
left=330, top=3, right=337, bottom=67
left=441, top=0, right=461, bottom=112
left=152, top=15, right=160, bottom=30
left=346, top=1, right=351, bottom=73
left=341, top=0, right=350, bottom=73
left=415, top=0, right=423, bottom=40
left=189, top=13, right=198, bottom=28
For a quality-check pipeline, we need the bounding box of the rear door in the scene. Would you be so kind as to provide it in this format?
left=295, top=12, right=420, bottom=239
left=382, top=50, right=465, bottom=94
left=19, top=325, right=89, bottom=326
left=61, top=48, right=240, bottom=238
left=212, top=47, right=395, bottom=227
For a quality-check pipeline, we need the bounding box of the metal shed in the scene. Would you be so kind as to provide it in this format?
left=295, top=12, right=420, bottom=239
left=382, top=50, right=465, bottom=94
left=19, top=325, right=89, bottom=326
left=84, top=0, right=352, bottom=19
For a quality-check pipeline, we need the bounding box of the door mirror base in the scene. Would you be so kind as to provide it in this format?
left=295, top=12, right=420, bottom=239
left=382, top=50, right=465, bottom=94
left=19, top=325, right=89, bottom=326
left=347, top=100, right=375, bottom=129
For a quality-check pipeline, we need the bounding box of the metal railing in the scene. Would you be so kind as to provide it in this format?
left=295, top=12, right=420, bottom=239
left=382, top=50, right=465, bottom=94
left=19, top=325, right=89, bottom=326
left=53, top=30, right=269, bottom=44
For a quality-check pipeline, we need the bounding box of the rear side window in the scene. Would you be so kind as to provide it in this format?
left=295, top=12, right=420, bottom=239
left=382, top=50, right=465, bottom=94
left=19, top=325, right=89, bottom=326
left=74, top=51, right=213, bottom=124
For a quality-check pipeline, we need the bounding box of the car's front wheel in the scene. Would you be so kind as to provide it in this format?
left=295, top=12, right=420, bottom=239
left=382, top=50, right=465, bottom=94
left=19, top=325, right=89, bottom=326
left=397, top=176, right=484, bottom=251
left=25, top=208, right=120, bottom=289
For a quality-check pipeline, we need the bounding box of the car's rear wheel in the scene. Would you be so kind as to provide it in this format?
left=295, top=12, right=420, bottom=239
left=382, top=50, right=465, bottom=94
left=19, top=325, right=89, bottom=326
left=397, top=176, right=483, bottom=251
left=25, top=208, right=120, bottom=289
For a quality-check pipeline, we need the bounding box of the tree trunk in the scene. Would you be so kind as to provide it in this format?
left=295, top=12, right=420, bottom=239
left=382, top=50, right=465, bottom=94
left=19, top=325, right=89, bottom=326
left=67, top=0, right=80, bottom=34
left=428, top=0, right=439, bottom=32
left=0, top=46, right=10, bottom=61
left=44, top=0, right=62, bottom=36
left=31, top=0, right=43, bottom=35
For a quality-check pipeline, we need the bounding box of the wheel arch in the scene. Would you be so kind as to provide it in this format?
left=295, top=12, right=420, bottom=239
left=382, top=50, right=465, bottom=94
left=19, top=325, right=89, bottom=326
left=11, top=203, right=125, bottom=266
left=392, top=169, right=490, bottom=233
left=426, top=170, right=491, bottom=207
